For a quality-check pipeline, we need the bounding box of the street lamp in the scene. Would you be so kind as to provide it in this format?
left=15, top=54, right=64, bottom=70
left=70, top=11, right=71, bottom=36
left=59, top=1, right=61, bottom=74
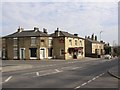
left=113, top=40, right=116, bottom=46
left=100, top=31, right=103, bottom=41
left=99, top=31, right=103, bottom=58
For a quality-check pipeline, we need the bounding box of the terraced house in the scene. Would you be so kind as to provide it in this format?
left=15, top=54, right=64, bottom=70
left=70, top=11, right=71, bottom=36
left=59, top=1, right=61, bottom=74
left=2, top=27, right=85, bottom=60
left=2, top=27, right=50, bottom=60
left=85, top=34, right=105, bottom=58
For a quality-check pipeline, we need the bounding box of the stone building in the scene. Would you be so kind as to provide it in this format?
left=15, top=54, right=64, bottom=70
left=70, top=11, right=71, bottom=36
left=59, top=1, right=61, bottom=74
left=85, top=34, right=105, bottom=58
left=2, top=27, right=49, bottom=60
left=50, top=28, right=85, bottom=60
left=2, top=27, right=85, bottom=60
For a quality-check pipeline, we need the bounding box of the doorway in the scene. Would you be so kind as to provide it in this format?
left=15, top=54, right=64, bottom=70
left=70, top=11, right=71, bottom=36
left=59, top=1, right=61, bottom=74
left=20, top=48, right=25, bottom=60
left=40, top=48, right=46, bottom=59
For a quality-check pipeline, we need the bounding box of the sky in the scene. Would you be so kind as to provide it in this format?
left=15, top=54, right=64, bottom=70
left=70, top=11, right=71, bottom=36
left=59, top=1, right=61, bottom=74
left=1, top=0, right=119, bottom=46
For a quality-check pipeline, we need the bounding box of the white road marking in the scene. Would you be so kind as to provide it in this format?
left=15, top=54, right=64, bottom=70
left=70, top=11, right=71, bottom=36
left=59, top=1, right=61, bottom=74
left=36, top=72, right=39, bottom=76
left=72, top=67, right=81, bottom=70
left=33, top=71, right=61, bottom=77
left=75, top=86, right=81, bottom=89
left=4, top=76, right=12, bottom=83
left=96, top=76, right=100, bottom=78
left=81, top=83, right=87, bottom=86
left=55, top=69, right=61, bottom=72
left=74, top=73, right=105, bottom=89
left=92, top=77, right=96, bottom=80
left=87, top=80, right=92, bottom=83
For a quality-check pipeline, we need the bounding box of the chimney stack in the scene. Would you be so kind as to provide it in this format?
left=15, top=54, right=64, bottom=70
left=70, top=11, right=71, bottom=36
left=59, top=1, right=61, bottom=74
left=55, top=28, right=60, bottom=36
left=88, top=36, right=90, bottom=39
left=18, top=26, right=24, bottom=33
left=95, top=35, right=97, bottom=41
left=74, top=34, right=78, bottom=36
left=91, top=33, right=94, bottom=40
left=34, top=27, right=39, bottom=32
left=43, top=28, right=47, bottom=34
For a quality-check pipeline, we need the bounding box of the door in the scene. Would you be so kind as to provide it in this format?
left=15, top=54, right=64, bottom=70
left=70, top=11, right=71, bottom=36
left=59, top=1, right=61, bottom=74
left=40, top=48, right=46, bottom=59
left=48, top=48, right=53, bottom=58
left=20, top=48, right=25, bottom=60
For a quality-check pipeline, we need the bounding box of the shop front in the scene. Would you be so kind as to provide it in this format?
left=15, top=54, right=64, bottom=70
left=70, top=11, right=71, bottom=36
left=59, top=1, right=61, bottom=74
left=68, top=47, right=83, bottom=59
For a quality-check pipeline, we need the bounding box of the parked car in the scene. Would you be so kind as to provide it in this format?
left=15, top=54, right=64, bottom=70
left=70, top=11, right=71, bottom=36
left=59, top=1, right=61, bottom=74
left=104, top=54, right=112, bottom=59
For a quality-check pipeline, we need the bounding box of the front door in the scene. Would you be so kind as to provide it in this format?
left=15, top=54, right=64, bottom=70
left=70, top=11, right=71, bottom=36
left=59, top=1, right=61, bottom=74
left=40, top=48, right=46, bottom=59
left=20, top=48, right=25, bottom=60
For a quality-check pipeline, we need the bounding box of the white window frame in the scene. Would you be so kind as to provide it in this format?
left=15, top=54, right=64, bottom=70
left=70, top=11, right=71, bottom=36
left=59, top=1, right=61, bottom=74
left=75, top=40, right=78, bottom=46
left=13, top=38, right=18, bottom=46
left=69, top=39, right=72, bottom=46
left=2, top=48, right=6, bottom=59
left=48, top=39, right=53, bottom=46
left=31, top=37, right=36, bottom=46
left=29, top=49, right=37, bottom=59
left=80, top=40, right=82, bottom=46
left=13, top=48, right=18, bottom=59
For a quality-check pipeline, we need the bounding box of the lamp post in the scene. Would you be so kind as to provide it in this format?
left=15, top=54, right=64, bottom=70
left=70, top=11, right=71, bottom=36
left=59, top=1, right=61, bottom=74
left=99, top=31, right=103, bottom=58
left=100, top=31, right=103, bottom=41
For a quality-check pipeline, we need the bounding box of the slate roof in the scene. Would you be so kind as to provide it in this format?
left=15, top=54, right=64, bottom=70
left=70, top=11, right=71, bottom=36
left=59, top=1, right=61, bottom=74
left=50, top=31, right=84, bottom=39
left=4, top=30, right=48, bottom=38
left=86, top=38, right=104, bottom=44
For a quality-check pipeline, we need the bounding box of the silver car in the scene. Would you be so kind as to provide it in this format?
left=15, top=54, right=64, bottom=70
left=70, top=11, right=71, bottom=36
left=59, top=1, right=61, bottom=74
left=104, top=54, right=112, bottom=59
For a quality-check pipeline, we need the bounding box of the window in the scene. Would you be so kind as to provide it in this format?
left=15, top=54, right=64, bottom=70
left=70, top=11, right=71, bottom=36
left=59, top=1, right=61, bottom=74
left=60, top=49, right=64, bottom=56
left=69, top=39, right=72, bottom=46
left=41, top=40, right=44, bottom=42
left=80, top=40, right=82, bottom=46
left=29, top=48, right=37, bottom=58
left=31, top=37, right=36, bottom=46
left=49, top=39, right=52, bottom=46
left=13, top=48, right=18, bottom=59
left=2, top=48, right=6, bottom=59
left=68, top=48, right=72, bottom=56
left=13, top=38, right=18, bottom=46
left=75, top=40, right=77, bottom=46
left=2, top=38, right=5, bottom=46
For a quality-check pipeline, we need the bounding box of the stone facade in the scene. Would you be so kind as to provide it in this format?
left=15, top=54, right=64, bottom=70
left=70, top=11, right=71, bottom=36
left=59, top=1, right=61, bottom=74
left=51, top=28, right=85, bottom=60
left=2, top=27, right=85, bottom=60
left=85, top=34, right=105, bottom=58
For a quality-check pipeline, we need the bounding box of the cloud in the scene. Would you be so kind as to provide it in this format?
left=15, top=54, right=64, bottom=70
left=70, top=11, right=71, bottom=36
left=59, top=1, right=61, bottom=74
left=1, top=2, right=118, bottom=45
left=1, top=0, right=119, bottom=2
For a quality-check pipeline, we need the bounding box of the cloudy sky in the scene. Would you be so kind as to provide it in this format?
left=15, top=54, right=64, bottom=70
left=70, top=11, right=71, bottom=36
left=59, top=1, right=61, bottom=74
left=1, top=0, right=118, bottom=45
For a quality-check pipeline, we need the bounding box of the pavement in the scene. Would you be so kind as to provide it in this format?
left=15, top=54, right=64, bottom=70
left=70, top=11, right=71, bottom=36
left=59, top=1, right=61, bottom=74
left=107, top=65, right=120, bottom=79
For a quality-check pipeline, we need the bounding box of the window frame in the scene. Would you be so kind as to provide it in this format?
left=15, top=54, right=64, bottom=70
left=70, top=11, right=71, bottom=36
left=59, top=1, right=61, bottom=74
left=60, top=49, right=64, bottom=56
left=31, top=37, right=36, bottom=46
left=69, top=39, right=72, bottom=46
left=13, top=48, right=18, bottom=59
left=13, top=38, right=18, bottom=46
left=75, top=40, right=78, bottom=46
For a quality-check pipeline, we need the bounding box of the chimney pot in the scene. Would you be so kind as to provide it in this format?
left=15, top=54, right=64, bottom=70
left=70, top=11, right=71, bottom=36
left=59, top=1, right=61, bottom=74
left=74, top=34, right=78, bottom=36
left=43, top=28, right=47, bottom=34
left=95, top=35, right=97, bottom=41
left=18, top=26, right=24, bottom=32
left=34, top=27, right=39, bottom=31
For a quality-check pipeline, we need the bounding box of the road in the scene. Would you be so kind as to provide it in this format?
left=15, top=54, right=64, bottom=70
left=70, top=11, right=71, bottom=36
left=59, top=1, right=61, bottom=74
left=2, top=58, right=119, bottom=89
